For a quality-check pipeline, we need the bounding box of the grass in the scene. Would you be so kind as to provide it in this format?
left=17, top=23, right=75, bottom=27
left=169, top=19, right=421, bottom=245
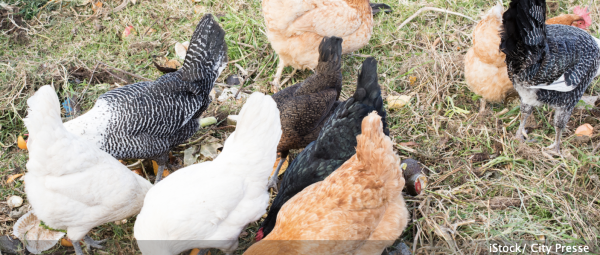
left=1, top=0, right=599, bottom=254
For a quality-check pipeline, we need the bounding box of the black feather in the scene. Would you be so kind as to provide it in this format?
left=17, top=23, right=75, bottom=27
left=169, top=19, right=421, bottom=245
left=259, top=57, right=388, bottom=237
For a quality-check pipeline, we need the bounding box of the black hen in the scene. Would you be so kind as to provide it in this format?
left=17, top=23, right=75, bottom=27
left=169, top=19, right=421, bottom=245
left=500, top=0, right=600, bottom=155
left=64, top=14, right=227, bottom=183
left=256, top=57, right=388, bottom=240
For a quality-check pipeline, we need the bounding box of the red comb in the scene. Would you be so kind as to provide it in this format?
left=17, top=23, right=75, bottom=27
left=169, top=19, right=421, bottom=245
left=573, top=6, right=592, bottom=29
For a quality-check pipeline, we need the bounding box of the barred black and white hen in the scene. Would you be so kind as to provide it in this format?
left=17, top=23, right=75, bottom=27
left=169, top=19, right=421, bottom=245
left=64, top=14, right=227, bottom=182
left=501, top=0, right=600, bottom=155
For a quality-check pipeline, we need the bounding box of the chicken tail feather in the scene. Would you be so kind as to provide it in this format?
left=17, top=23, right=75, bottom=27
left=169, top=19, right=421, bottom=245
left=315, top=36, right=343, bottom=75
left=180, top=14, right=228, bottom=91
left=355, top=112, right=399, bottom=179
left=223, top=92, right=282, bottom=157
left=354, top=57, right=388, bottom=135
left=500, top=0, right=547, bottom=65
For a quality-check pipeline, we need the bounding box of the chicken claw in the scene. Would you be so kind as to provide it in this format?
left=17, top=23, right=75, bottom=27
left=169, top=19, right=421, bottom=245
left=73, top=235, right=106, bottom=255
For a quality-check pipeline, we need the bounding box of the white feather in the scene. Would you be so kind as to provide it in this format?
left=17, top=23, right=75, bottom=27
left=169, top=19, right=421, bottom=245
left=134, top=92, right=282, bottom=255
left=23, top=85, right=152, bottom=242
left=529, top=75, right=576, bottom=92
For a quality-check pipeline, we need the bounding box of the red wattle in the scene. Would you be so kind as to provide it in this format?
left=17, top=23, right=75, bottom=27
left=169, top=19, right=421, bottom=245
left=255, top=228, right=264, bottom=241
left=415, top=180, right=421, bottom=195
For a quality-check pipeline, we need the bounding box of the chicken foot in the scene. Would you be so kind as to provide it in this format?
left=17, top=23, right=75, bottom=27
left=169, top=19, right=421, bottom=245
left=73, top=235, right=106, bottom=255
left=268, top=151, right=288, bottom=191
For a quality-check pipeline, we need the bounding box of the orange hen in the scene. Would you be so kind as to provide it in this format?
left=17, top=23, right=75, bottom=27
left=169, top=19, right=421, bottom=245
left=262, top=0, right=374, bottom=90
left=465, top=4, right=592, bottom=113
left=244, top=112, right=409, bottom=255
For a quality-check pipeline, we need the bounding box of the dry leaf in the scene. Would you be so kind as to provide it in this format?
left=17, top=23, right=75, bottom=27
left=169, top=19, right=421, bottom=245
left=271, top=156, right=289, bottom=177
left=387, top=95, right=411, bottom=110
left=18, top=136, right=27, bottom=150
left=409, top=76, right=417, bottom=86
left=152, top=161, right=159, bottom=175
left=165, top=59, right=181, bottom=69
left=122, top=26, right=134, bottom=38
left=60, top=238, right=73, bottom=247
left=200, top=142, right=223, bottom=160
left=146, top=28, right=157, bottom=35
left=7, top=173, right=23, bottom=184
left=175, top=42, right=188, bottom=60
left=398, top=141, right=417, bottom=147
left=92, top=1, right=102, bottom=12
left=575, top=123, right=593, bottom=137
left=183, top=146, right=198, bottom=167
left=132, top=169, right=142, bottom=176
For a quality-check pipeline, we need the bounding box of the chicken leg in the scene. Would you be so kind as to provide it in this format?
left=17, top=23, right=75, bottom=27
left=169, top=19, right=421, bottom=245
left=271, top=59, right=285, bottom=92
left=545, top=107, right=571, bottom=156
left=267, top=151, right=289, bottom=191
left=72, top=235, right=106, bottom=255
left=153, top=153, right=170, bottom=184
left=515, top=104, right=533, bottom=142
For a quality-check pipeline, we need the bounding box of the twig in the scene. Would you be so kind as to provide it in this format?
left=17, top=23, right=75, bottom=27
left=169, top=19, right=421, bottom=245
left=103, top=69, right=128, bottom=83
left=396, top=7, right=475, bottom=32
left=111, top=0, right=130, bottom=14
left=142, top=19, right=159, bottom=39
left=98, top=61, right=152, bottom=81
left=236, top=41, right=258, bottom=50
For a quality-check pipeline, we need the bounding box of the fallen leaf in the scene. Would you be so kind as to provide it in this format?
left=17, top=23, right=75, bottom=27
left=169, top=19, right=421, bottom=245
left=387, top=95, right=411, bottom=110
left=175, top=42, right=188, bottom=60
left=575, top=123, right=593, bottom=137
left=6, top=174, right=23, bottom=184
left=200, top=142, right=223, bottom=160
left=165, top=59, right=181, bottom=69
left=184, top=146, right=198, bottom=167
left=146, top=28, right=157, bottom=35
left=271, top=156, right=289, bottom=177
left=122, top=25, right=134, bottom=38
left=152, top=161, right=159, bottom=175
left=92, top=1, right=103, bottom=14
left=17, top=136, right=27, bottom=150
left=132, top=169, right=142, bottom=176
left=398, top=141, right=417, bottom=147
left=61, top=238, right=74, bottom=247
left=190, top=249, right=199, bottom=255
left=409, top=76, right=417, bottom=86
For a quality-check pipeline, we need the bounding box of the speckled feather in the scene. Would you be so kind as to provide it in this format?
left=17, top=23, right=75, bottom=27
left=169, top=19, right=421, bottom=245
left=260, top=57, right=388, bottom=238
left=64, top=14, right=227, bottom=165
left=501, top=0, right=600, bottom=129
left=272, top=37, right=343, bottom=153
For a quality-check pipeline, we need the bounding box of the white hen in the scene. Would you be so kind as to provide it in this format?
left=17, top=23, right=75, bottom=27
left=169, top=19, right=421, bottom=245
left=134, top=92, right=282, bottom=255
left=23, top=85, right=153, bottom=255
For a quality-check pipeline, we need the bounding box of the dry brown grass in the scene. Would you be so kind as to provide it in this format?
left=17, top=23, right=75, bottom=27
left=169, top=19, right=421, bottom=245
left=0, top=0, right=599, bottom=254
